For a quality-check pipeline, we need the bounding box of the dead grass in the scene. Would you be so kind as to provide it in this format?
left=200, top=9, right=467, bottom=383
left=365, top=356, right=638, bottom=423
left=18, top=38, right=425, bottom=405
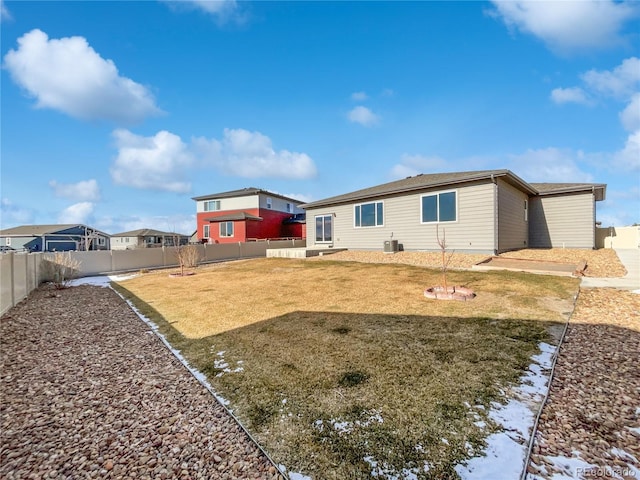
left=113, top=258, right=579, bottom=479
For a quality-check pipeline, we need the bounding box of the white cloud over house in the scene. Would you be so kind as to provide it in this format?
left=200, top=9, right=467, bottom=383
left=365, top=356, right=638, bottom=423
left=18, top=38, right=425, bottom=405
left=351, top=91, right=368, bottom=101
left=347, top=106, right=380, bottom=127
left=96, top=213, right=196, bottom=236
left=489, top=0, right=639, bottom=53
left=110, top=129, right=194, bottom=193
left=3, top=29, right=162, bottom=123
left=390, top=154, right=448, bottom=179
left=1, top=0, right=12, bottom=22
left=49, top=179, right=101, bottom=202
left=0, top=198, right=34, bottom=228
left=550, top=87, right=591, bottom=105
left=163, top=0, right=243, bottom=24
left=192, top=128, right=317, bottom=179
left=57, top=202, right=95, bottom=224
left=581, top=57, right=640, bottom=99
left=507, top=147, right=594, bottom=183
left=620, top=93, right=640, bottom=132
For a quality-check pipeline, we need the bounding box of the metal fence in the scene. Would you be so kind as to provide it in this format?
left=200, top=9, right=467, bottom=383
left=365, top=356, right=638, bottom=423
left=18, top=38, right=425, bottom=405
left=0, top=239, right=306, bottom=316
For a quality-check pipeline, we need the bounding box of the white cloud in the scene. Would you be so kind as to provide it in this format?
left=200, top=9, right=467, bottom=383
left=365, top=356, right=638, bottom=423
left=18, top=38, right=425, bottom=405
left=620, top=94, right=640, bottom=132
left=390, top=154, right=448, bottom=179
left=163, top=0, right=243, bottom=23
left=351, top=91, right=368, bottom=101
left=97, top=214, right=196, bottom=236
left=508, top=147, right=594, bottom=183
left=550, top=87, right=591, bottom=105
left=1, top=0, right=12, bottom=22
left=49, top=179, right=101, bottom=202
left=347, top=106, right=380, bottom=127
left=0, top=198, right=34, bottom=228
left=613, top=130, right=640, bottom=171
left=3, top=29, right=161, bottom=123
left=111, top=129, right=193, bottom=193
left=193, top=128, right=317, bottom=179
left=581, top=57, right=640, bottom=99
left=58, top=202, right=94, bottom=224
left=489, top=0, right=638, bottom=53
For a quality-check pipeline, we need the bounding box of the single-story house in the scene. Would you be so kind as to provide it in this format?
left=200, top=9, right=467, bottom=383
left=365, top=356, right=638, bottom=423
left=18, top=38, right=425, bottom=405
left=301, top=169, right=606, bottom=254
left=193, top=188, right=306, bottom=244
left=0, top=224, right=111, bottom=252
left=110, top=229, right=190, bottom=250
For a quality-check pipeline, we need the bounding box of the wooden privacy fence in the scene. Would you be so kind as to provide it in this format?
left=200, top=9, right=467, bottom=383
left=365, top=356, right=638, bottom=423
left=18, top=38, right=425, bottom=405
left=0, top=239, right=306, bottom=316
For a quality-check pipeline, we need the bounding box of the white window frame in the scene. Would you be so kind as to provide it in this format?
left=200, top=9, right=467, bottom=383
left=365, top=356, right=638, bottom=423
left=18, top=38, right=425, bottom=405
left=204, top=200, right=221, bottom=212
left=220, top=221, right=234, bottom=238
left=286, top=202, right=293, bottom=213
left=354, top=201, right=384, bottom=228
left=266, top=197, right=272, bottom=209
left=6, top=238, right=11, bottom=246
left=315, top=214, right=333, bottom=243
left=203, top=225, right=210, bottom=238
left=420, top=190, right=458, bottom=224
left=524, top=199, right=528, bottom=222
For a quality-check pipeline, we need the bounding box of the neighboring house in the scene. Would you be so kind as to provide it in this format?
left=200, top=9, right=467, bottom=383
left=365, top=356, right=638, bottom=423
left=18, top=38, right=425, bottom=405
left=110, top=229, right=190, bottom=250
left=0, top=224, right=110, bottom=252
left=301, top=170, right=606, bottom=253
left=193, top=188, right=306, bottom=244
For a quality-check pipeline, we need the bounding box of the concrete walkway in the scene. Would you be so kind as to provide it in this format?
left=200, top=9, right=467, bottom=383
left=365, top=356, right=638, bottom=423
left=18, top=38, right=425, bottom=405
left=581, top=248, right=640, bottom=291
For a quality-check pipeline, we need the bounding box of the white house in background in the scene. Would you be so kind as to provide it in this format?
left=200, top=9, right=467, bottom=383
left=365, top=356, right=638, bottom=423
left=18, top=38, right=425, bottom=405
left=301, top=169, right=606, bottom=254
left=110, top=229, right=190, bottom=250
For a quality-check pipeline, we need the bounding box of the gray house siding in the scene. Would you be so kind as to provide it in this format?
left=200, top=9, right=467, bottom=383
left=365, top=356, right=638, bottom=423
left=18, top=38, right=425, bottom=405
left=497, top=179, right=529, bottom=252
left=306, top=181, right=497, bottom=252
left=529, top=193, right=596, bottom=248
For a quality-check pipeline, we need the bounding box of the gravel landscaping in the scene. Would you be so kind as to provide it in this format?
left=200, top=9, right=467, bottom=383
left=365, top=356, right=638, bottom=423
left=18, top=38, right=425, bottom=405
left=0, top=284, right=281, bottom=480
left=526, top=289, right=640, bottom=479
left=310, top=248, right=626, bottom=278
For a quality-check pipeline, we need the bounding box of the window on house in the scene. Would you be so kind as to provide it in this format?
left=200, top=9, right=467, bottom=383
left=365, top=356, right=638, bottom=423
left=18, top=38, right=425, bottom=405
left=286, top=202, right=293, bottom=213
left=421, top=191, right=457, bottom=223
left=203, top=225, right=210, bottom=238
left=354, top=201, right=384, bottom=227
left=98, top=237, right=105, bottom=246
left=315, top=215, right=332, bottom=243
left=524, top=199, right=528, bottom=222
left=266, top=197, right=272, bottom=209
left=204, top=200, right=221, bottom=212
left=220, top=222, right=234, bottom=237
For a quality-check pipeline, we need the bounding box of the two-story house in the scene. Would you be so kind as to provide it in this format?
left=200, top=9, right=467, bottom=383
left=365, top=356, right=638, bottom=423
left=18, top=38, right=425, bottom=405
left=193, top=188, right=306, bottom=244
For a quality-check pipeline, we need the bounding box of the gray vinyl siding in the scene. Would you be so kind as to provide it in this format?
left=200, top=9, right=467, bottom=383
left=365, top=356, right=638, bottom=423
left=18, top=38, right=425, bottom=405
left=497, top=179, right=529, bottom=253
left=529, top=193, right=595, bottom=248
left=306, top=182, right=497, bottom=252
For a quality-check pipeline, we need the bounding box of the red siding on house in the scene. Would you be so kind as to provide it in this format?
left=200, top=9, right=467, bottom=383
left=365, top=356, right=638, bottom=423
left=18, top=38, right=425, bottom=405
left=196, top=208, right=304, bottom=243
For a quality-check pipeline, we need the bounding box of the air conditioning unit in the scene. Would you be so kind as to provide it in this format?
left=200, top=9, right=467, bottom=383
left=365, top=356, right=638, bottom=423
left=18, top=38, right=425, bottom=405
left=383, top=240, right=399, bottom=253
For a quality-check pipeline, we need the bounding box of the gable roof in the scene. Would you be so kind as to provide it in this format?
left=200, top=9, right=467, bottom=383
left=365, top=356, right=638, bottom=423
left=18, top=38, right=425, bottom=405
left=0, top=224, right=109, bottom=237
left=530, top=183, right=606, bottom=200
left=192, top=187, right=304, bottom=204
left=301, top=170, right=536, bottom=209
left=111, top=229, right=188, bottom=238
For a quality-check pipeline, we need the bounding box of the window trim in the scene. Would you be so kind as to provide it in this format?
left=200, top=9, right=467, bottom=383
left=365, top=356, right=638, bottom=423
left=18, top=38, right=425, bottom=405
left=420, top=190, right=458, bottom=224
left=266, top=197, right=272, bottom=209
left=204, top=200, right=221, bottom=212
left=203, top=225, right=210, bottom=239
left=315, top=214, right=333, bottom=243
left=524, top=199, right=528, bottom=222
left=219, top=221, right=234, bottom=238
left=286, top=202, right=293, bottom=213
left=354, top=200, right=384, bottom=228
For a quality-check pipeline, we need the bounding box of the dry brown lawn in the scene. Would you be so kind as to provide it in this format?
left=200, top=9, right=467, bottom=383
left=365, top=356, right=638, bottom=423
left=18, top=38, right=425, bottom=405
left=117, top=258, right=578, bottom=339
left=113, top=258, right=581, bottom=479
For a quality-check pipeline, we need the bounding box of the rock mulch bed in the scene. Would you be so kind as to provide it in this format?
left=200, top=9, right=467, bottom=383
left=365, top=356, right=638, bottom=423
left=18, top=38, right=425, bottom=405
left=0, top=284, right=281, bottom=480
left=310, top=248, right=626, bottom=278
left=526, top=289, right=640, bottom=479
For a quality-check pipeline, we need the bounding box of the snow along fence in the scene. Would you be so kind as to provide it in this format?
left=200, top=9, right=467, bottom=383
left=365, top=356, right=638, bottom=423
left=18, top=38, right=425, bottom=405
left=0, top=239, right=306, bottom=316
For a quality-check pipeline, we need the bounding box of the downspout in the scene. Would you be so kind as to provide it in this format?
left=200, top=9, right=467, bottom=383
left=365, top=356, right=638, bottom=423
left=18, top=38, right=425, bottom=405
left=492, top=175, right=498, bottom=255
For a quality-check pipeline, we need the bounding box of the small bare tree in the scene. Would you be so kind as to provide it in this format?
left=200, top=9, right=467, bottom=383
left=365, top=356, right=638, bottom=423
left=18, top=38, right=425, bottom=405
left=43, top=252, right=82, bottom=289
left=171, top=233, right=201, bottom=276
left=436, top=227, right=455, bottom=293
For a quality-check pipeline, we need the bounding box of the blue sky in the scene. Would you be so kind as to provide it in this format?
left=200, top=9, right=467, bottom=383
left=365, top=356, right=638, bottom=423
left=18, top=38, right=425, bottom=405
left=1, top=0, right=638, bottom=234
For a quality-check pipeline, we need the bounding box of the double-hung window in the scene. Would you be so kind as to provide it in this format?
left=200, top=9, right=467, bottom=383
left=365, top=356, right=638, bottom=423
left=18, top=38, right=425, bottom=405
left=354, top=201, right=384, bottom=227
left=204, top=200, right=221, bottom=212
left=220, top=222, right=234, bottom=237
left=421, top=191, right=457, bottom=223
left=203, top=225, right=210, bottom=238
left=315, top=215, right=332, bottom=243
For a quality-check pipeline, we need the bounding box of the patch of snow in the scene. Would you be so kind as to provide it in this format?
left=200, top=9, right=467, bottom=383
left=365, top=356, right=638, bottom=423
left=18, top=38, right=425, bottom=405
left=278, top=465, right=312, bottom=480
left=456, top=342, right=556, bottom=480
left=212, top=351, right=244, bottom=377
left=70, top=273, right=138, bottom=287
left=364, top=456, right=429, bottom=479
